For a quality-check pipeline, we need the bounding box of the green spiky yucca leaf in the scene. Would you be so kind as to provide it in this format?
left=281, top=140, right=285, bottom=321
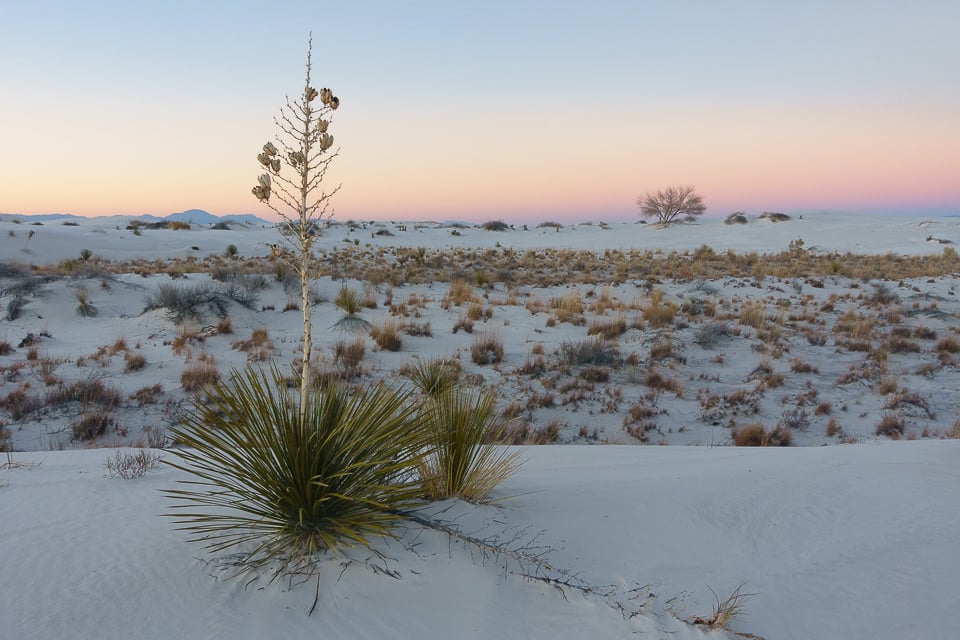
left=164, top=366, right=428, bottom=576
left=419, top=387, right=522, bottom=503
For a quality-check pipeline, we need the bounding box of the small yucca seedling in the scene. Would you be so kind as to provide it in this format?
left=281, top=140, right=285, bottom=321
left=418, top=388, right=521, bottom=503
left=403, top=357, right=460, bottom=397
left=164, top=367, right=428, bottom=578
left=75, top=287, right=97, bottom=317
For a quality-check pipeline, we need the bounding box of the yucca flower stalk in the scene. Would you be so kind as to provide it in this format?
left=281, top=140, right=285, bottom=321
left=164, top=366, right=428, bottom=578
left=252, top=34, right=340, bottom=417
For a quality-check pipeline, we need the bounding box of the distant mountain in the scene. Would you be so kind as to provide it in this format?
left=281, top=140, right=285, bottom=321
left=165, top=209, right=270, bottom=225
left=166, top=209, right=219, bottom=224
left=0, top=213, right=84, bottom=222
left=221, top=213, right=271, bottom=225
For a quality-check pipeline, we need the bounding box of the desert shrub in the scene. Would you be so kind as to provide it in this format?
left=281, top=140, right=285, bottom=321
left=105, top=448, right=162, bottom=479
left=216, top=317, right=233, bottom=335
left=731, top=423, right=792, bottom=446
left=694, top=322, right=729, bottom=348
left=145, top=283, right=256, bottom=323
left=778, top=407, right=810, bottom=430
left=637, top=185, right=705, bottom=224
left=6, top=297, right=26, bottom=321
left=164, top=368, right=429, bottom=575
left=758, top=211, right=791, bottom=222
left=402, top=357, right=461, bottom=397
left=884, top=391, right=934, bottom=419
left=481, top=220, right=509, bottom=231
left=418, top=388, right=521, bottom=502
left=402, top=321, right=432, bottom=337
left=724, top=212, right=748, bottom=225
left=559, top=336, right=619, bottom=367
left=167, top=221, right=190, bottom=230
left=471, top=330, right=504, bottom=365
left=370, top=319, right=402, bottom=352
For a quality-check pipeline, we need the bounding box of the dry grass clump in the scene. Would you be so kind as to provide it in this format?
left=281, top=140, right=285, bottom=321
left=936, top=336, right=960, bottom=354
left=452, top=312, right=474, bottom=334
left=501, top=419, right=561, bottom=444
left=550, top=291, right=585, bottom=325
left=216, top=317, right=233, bottom=335
left=0, top=385, right=42, bottom=421
left=648, top=337, right=678, bottom=362
left=47, top=376, right=122, bottom=410
left=731, top=422, right=792, bottom=446
left=949, top=417, right=960, bottom=439
left=232, top=328, right=275, bottom=362
left=471, top=330, right=504, bottom=365
left=446, top=280, right=478, bottom=306
left=790, top=358, right=818, bottom=374
left=333, top=338, right=366, bottom=378
left=71, top=409, right=116, bottom=441
left=643, top=369, right=684, bottom=396
left=124, top=350, right=147, bottom=372
left=587, top=315, right=626, bottom=340
left=876, top=414, right=906, bottom=439
left=641, top=289, right=677, bottom=328
left=371, top=318, right=402, bottom=352
left=180, top=356, right=220, bottom=393
left=130, top=383, right=164, bottom=406
left=738, top=300, right=766, bottom=329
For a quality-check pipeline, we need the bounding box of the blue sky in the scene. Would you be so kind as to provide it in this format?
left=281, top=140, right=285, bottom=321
left=2, top=1, right=958, bottom=221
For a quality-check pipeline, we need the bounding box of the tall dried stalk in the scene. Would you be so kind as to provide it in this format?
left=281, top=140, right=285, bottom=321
left=252, top=35, right=340, bottom=416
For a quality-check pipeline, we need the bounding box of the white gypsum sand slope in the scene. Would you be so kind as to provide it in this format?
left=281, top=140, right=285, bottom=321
left=1, top=211, right=959, bottom=639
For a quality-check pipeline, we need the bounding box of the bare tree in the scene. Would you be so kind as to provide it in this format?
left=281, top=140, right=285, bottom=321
left=637, top=185, right=706, bottom=224
left=252, top=35, right=340, bottom=415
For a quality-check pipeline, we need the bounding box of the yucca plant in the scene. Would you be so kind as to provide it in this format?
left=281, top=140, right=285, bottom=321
left=164, top=366, right=428, bottom=577
left=403, top=357, right=461, bottom=398
left=418, top=388, right=521, bottom=503
left=333, top=285, right=370, bottom=331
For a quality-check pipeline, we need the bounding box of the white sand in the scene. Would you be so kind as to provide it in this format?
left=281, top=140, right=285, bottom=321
left=1, top=211, right=959, bottom=639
